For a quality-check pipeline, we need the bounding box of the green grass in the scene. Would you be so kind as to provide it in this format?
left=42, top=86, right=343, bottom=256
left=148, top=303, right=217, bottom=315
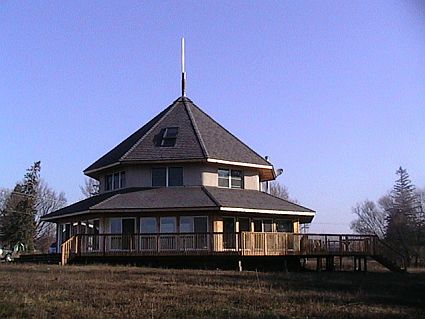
left=0, top=264, right=424, bottom=318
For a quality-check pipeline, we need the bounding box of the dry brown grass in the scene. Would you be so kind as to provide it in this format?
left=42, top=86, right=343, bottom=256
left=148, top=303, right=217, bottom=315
left=0, top=263, right=424, bottom=319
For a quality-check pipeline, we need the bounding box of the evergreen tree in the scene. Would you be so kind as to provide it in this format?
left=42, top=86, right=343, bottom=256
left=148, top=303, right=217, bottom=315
left=0, top=161, right=41, bottom=251
left=385, top=167, right=419, bottom=264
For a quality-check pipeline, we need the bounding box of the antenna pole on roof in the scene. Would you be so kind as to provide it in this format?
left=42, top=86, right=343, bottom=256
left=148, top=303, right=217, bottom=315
left=181, top=37, right=186, bottom=97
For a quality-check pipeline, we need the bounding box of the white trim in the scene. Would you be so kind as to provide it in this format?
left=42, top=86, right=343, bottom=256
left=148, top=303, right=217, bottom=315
left=207, top=158, right=273, bottom=170
left=220, top=207, right=316, bottom=216
left=84, top=162, right=120, bottom=175
left=218, top=168, right=243, bottom=189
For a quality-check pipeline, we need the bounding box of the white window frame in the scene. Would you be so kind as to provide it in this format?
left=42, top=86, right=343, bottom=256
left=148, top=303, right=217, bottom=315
left=217, top=168, right=243, bottom=189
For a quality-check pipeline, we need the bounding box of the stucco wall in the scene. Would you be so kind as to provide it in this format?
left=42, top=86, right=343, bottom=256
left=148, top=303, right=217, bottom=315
left=97, top=163, right=260, bottom=192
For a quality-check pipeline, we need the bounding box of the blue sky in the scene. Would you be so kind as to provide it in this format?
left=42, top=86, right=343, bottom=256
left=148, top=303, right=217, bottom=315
left=1, top=1, right=424, bottom=232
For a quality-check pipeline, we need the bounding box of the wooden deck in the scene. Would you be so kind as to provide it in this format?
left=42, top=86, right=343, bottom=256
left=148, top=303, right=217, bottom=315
left=61, top=232, right=406, bottom=271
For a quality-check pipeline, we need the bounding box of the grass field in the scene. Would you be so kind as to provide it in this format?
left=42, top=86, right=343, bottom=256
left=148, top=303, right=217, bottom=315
left=0, top=263, right=424, bottom=319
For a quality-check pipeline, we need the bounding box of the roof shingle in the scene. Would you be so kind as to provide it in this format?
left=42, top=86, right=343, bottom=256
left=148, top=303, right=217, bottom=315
left=41, top=186, right=315, bottom=222
left=84, top=97, right=271, bottom=174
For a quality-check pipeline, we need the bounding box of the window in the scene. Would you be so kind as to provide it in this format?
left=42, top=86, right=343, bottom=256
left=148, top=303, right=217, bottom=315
left=168, top=167, right=183, bottom=186
left=152, top=167, right=183, bottom=187
left=180, top=217, right=194, bottom=233
left=140, top=217, right=157, bottom=233
left=218, top=169, right=230, bottom=187
left=276, top=220, right=293, bottom=232
left=120, top=171, right=126, bottom=188
left=105, top=171, right=126, bottom=191
left=263, top=219, right=273, bottom=232
left=160, top=127, right=178, bottom=147
left=218, top=168, right=243, bottom=189
left=239, top=218, right=250, bottom=232
left=160, top=217, right=177, bottom=233
left=106, top=174, right=113, bottom=191
left=253, top=219, right=262, bottom=232
left=152, top=168, right=167, bottom=187
left=180, top=216, right=208, bottom=233
left=110, top=218, right=122, bottom=233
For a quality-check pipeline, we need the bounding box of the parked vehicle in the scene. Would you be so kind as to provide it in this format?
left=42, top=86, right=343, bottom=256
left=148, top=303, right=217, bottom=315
left=0, top=245, right=13, bottom=262
left=0, top=243, right=26, bottom=262
left=48, top=242, right=57, bottom=254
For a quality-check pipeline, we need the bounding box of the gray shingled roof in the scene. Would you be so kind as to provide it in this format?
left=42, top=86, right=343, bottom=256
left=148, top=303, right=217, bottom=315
left=41, top=187, right=315, bottom=222
left=84, top=97, right=271, bottom=174
left=203, top=187, right=315, bottom=213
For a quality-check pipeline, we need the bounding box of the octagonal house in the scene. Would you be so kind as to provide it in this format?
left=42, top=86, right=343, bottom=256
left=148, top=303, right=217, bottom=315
left=41, top=94, right=319, bottom=266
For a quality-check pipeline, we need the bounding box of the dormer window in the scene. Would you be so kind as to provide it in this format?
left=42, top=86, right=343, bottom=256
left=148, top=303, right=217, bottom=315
left=218, top=168, right=243, bottom=189
left=160, top=127, right=178, bottom=147
left=105, top=171, right=126, bottom=191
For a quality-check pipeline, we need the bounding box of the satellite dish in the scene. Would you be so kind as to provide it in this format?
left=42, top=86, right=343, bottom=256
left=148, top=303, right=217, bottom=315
left=275, top=168, right=284, bottom=177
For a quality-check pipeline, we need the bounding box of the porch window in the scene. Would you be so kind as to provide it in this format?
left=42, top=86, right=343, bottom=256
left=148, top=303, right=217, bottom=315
left=263, top=219, right=273, bottom=232
left=238, top=218, right=250, bottom=232
left=160, top=217, right=176, bottom=233
left=140, top=217, right=157, bottom=233
left=110, top=218, right=121, bottom=233
left=180, top=216, right=208, bottom=233
left=276, top=220, right=293, bottom=232
left=85, top=219, right=99, bottom=251
left=253, top=219, right=262, bottom=232
left=58, top=223, right=71, bottom=245
left=218, top=168, right=243, bottom=189
left=109, top=218, right=135, bottom=250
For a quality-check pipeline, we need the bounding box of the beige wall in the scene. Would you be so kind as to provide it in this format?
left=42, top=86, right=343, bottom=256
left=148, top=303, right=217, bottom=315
left=97, top=163, right=260, bottom=192
left=202, top=164, right=260, bottom=190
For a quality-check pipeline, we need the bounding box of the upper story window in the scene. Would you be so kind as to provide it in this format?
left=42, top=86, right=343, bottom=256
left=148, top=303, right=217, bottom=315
left=218, top=168, right=243, bottom=189
left=106, top=171, right=126, bottom=191
left=152, top=167, right=183, bottom=187
left=160, top=127, right=178, bottom=147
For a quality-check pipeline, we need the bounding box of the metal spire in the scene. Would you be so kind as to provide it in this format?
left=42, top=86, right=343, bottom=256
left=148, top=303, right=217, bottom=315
left=181, top=38, right=186, bottom=97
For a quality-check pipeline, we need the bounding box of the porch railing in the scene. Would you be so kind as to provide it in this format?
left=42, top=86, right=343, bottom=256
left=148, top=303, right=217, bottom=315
left=62, top=232, right=382, bottom=258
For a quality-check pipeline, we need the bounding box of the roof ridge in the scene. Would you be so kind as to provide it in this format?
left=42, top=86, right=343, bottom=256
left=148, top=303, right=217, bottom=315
left=90, top=193, right=121, bottom=210
left=201, top=186, right=221, bottom=207
left=182, top=98, right=209, bottom=158
left=187, top=99, right=271, bottom=166
left=119, top=98, right=182, bottom=161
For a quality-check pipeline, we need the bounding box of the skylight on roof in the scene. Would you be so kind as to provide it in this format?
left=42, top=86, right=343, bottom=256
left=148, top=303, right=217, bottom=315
left=160, top=127, right=178, bottom=147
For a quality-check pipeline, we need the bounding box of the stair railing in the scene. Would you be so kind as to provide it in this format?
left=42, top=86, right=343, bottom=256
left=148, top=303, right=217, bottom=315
left=373, top=236, right=407, bottom=271
left=61, top=235, right=78, bottom=265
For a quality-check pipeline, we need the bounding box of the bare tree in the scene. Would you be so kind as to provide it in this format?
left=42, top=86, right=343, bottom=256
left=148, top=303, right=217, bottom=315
left=0, top=188, right=10, bottom=211
left=350, top=199, right=387, bottom=238
left=80, top=177, right=99, bottom=198
left=35, top=180, right=67, bottom=252
left=269, top=181, right=298, bottom=203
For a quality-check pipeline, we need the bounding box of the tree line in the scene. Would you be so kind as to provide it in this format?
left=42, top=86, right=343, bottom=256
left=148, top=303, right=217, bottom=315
left=350, top=167, right=425, bottom=266
left=0, top=161, right=99, bottom=253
